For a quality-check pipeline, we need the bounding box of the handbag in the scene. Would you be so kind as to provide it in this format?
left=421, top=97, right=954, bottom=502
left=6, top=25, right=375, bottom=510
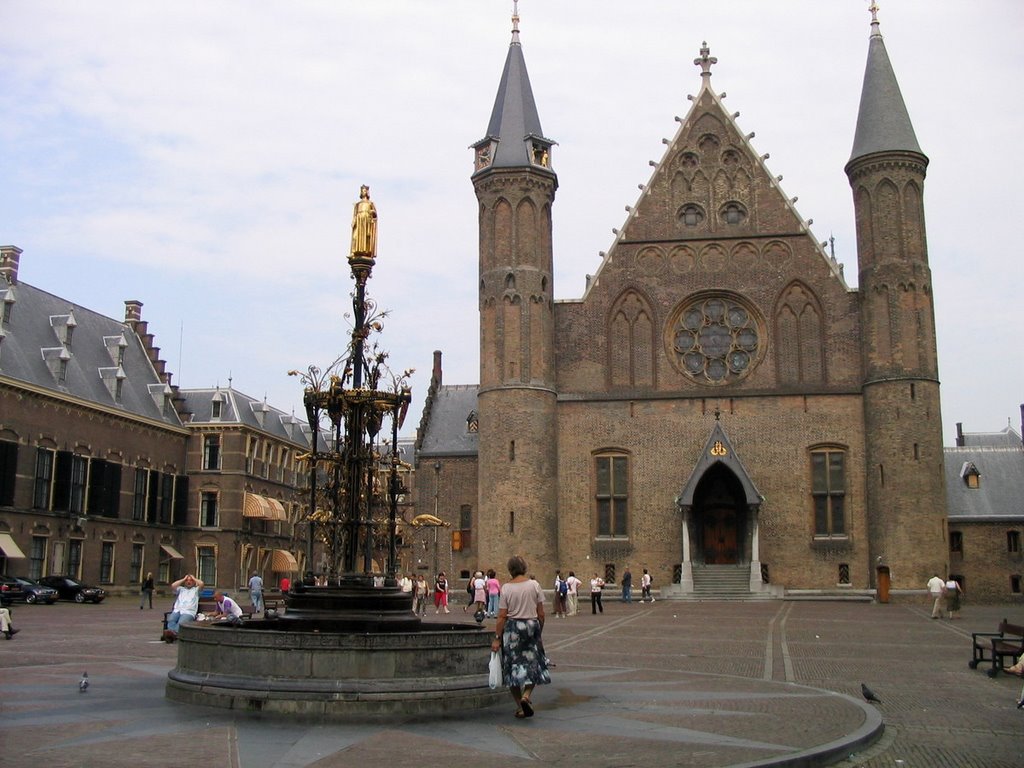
left=488, top=650, right=502, bottom=689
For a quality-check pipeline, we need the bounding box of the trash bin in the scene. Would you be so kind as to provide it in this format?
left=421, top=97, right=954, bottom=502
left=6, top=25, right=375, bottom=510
left=876, top=565, right=891, bottom=604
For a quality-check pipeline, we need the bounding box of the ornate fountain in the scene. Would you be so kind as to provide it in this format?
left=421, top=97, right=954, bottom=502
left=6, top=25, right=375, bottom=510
left=165, top=187, right=502, bottom=717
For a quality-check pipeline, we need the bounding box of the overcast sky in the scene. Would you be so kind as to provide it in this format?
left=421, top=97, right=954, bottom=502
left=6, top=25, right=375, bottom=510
left=2, top=1, right=1022, bottom=442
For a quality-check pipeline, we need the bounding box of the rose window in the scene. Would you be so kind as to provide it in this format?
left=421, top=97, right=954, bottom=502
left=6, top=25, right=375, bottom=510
left=669, top=295, right=762, bottom=384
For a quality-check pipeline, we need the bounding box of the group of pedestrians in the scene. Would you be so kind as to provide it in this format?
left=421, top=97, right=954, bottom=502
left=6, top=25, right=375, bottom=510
left=927, top=572, right=964, bottom=619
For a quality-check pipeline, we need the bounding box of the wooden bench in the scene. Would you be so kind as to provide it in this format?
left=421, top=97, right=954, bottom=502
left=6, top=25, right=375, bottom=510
left=969, top=619, right=1024, bottom=677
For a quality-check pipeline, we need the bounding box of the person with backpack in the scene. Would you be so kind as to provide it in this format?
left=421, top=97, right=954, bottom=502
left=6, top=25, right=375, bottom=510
left=553, top=570, right=568, bottom=617
left=641, top=568, right=655, bottom=602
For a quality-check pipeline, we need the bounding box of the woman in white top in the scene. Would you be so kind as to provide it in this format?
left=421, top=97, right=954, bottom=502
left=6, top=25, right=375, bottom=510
left=491, top=555, right=550, bottom=718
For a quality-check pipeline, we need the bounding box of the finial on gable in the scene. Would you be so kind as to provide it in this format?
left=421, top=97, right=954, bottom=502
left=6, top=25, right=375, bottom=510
left=868, top=1, right=881, bottom=34
left=694, top=41, right=717, bottom=81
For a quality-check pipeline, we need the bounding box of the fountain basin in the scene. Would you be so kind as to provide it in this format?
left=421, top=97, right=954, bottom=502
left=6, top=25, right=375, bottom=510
left=165, top=620, right=504, bottom=717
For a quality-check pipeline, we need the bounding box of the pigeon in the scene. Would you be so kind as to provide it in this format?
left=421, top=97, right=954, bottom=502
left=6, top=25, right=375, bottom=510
left=861, top=683, right=881, bottom=703
left=79, top=672, right=89, bottom=692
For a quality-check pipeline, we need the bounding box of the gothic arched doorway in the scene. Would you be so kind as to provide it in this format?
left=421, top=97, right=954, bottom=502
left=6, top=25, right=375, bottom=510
left=693, top=464, right=746, bottom=565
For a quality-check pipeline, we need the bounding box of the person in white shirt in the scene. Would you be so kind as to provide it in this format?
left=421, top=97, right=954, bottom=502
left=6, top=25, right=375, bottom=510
left=565, top=571, right=583, bottom=616
left=641, top=569, right=655, bottom=602
left=926, top=573, right=945, bottom=618
left=213, top=591, right=244, bottom=623
left=164, top=574, right=204, bottom=641
left=590, top=574, right=605, bottom=614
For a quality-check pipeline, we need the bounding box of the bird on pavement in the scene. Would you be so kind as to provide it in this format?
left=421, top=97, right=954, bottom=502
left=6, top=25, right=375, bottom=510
left=861, top=683, right=881, bottom=703
left=79, top=672, right=89, bottom=692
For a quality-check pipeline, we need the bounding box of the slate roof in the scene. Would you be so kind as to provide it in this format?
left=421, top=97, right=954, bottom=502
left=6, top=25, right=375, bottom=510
left=849, top=15, right=924, bottom=163
left=473, top=16, right=554, bottom=172
left=180, top=387, right=311, bottom=447
left=0, top=281, right=183, bottom=428
left=416, top=385, right=478, bottom=457
left=945, top=428, right=1024, bottom=521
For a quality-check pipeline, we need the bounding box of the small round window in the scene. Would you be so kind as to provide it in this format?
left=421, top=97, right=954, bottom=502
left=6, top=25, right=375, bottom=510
left=720, top=202, right=747, bottom=225
left=679, top=204, right=705, bottom=228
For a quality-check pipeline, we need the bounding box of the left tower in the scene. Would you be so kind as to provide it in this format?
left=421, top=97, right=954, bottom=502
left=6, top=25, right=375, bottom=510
left=472, top=7, right=558, bottom=572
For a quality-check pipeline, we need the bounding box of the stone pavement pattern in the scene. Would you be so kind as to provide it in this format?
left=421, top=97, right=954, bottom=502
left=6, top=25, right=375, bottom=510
left=1, top=597, right=1021, bottom=767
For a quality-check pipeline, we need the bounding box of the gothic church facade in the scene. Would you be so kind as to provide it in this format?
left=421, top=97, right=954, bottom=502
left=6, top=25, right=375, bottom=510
left=417, top=11, right=947, bottom=596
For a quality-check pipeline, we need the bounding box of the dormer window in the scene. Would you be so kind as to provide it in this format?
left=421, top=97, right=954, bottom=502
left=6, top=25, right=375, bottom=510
left=59, top=357, right=68, bottom=382
left=960, top=462, right=981, bottom=489
left=212, top=400, right=222, bottom=419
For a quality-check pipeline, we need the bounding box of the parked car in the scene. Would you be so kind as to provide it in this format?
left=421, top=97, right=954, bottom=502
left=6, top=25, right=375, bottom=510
left=0, top=577, right=24, bottom=606
left=5, top=576, right=59, bottom=604
left=37, top=576, right=107, bottom=603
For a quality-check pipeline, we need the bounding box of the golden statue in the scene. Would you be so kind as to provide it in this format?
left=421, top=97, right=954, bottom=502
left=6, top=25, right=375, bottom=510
left=350, top=185, right=378, bottom=258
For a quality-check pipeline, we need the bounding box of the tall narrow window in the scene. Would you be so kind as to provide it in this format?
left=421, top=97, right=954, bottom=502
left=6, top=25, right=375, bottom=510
left=811, top=449, right=846, bottom=537
left=595, top=453, right=629, bottom=537
left=203, top=434, right=221, bottom=470
left=33, top=448, right=54, bottom=510
left=132, top=468, right=148, bottom=521
left=67, top=539, right=83, bottom=578
left=99, top=542, right=114, bottom=582
left=29, top=536, right=47, bottom=579
left=0, top=439, right=17, bottom=507
left=130, top=543, right=144, bottom=583
left=950, top=530, right=963, bottom=557
left=201, top=491, right=219, bottom=527
left=197, top=545, right=217, bottom=585
left=1008, top=531, right=1021, bottom=554
left=69, top=455, right=88, bottom=514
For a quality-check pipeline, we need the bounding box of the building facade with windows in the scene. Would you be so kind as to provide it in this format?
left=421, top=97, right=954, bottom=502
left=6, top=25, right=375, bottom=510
left=415, top=11, right=949, bottom=596
left=0, top=245, right=313, bottom=595
left=944, top=421, right=1024, bottom=603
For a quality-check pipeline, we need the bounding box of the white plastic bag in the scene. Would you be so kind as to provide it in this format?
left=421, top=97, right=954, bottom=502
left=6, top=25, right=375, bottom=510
left=488, top=650, right=502, bottom=689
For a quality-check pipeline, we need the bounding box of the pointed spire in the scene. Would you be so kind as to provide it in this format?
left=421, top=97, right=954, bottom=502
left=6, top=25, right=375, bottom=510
left=472, top=3, right=556, bottom=173
left=849, top=2, right=924, bottom=163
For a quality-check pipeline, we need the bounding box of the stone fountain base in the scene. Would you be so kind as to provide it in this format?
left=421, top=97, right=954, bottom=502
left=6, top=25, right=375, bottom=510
left=165, top=586, right=504, bottom=717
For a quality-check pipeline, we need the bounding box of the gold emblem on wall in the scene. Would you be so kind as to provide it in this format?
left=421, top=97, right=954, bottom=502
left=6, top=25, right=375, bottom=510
left=710, top=441, right=728, bottom=457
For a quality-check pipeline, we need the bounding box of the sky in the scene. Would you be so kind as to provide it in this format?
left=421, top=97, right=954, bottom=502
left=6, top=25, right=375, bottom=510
left=2, top=1, right=1022, bottom=442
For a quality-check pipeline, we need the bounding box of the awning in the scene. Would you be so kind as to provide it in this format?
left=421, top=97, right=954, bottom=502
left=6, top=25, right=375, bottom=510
left=160, top=544, right=184, bottom=560
left=243, top=492, right=273, bottom=519
left=272, top=549, right=298, bottom=572
left=267, top=498, right=288, bottom=521
left=0, top=533, right=26, bottom=559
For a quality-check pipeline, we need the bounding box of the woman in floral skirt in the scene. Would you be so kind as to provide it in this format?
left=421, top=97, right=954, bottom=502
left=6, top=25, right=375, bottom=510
left=490, top=555, right=550, bottom=718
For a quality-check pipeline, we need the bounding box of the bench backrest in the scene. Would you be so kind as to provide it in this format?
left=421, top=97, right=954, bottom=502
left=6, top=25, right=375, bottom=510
left=997, top=620, right=1024, bottom=638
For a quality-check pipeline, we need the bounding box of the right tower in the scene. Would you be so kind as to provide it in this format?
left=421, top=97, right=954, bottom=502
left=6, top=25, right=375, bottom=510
left=846, top=6, right=947, bottom=584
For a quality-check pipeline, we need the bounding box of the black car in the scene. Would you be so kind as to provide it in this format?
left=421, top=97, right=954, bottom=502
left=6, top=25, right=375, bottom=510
left=0, top=576, right=24, bottom=607
left=6, top=576, right=59, bottom=604
left=37, top=576, right=107, bottom=603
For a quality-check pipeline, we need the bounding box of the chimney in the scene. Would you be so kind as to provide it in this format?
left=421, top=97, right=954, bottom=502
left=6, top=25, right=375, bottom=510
left=124, top=300, right=143, bottom=330
left=432, top=350, right=443, bottom=387
left=0, top=245, right=22, bottom=285
left=955, top=423, right=964, bottom=447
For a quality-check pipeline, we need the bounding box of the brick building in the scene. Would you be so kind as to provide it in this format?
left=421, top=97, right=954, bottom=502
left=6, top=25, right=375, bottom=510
left=416, top=10, right=949, bottom=596
left=944, top=419, right=1024, bottom=604
left=0, top=245, right=314, bottom=595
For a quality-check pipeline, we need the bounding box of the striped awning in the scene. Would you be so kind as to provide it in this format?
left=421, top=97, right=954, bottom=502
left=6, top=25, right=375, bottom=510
left=160, top=544, right=184, bottom=560
left=272, top=549, right=298, bottom=572
left=0, top=533, right=26, bottom=559
left=267, top=498, right=288, bottom=521
left=243, top=492, right=273, bottom=519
